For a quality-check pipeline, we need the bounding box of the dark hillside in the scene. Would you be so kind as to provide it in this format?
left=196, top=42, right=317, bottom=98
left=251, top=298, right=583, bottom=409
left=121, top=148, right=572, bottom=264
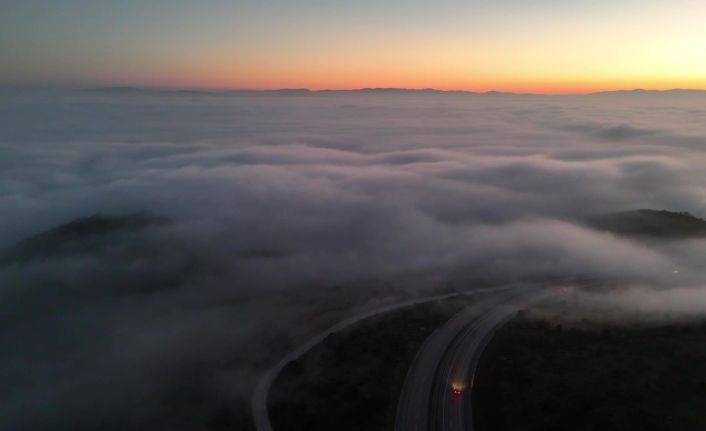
left=589, top=209, right=706, bottom=238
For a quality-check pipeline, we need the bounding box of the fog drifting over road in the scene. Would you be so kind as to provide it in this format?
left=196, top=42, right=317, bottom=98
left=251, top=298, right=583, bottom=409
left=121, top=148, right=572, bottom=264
left=2, top=90, right=706, bottom=429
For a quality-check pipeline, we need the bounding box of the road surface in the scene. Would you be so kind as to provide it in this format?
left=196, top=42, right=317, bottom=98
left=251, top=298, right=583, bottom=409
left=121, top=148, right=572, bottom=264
left=394, top=287, right=539, bottom=431
left=395, top=277, right=605, bottom=431
left=253, top=276, right=595, bottom=431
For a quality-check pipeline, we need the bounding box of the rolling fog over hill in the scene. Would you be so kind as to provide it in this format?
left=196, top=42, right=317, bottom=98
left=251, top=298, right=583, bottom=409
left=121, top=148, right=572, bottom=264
left=3, top=90, right=706, bottom=429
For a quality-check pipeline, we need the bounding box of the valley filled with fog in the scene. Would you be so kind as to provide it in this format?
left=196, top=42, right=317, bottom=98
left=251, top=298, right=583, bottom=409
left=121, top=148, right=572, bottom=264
left=3, top=90, right=706, bottom=429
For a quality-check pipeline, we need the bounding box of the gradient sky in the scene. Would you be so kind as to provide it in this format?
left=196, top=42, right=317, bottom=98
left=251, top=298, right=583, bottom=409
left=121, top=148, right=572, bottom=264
left=2, top=0, right=706, bottom=93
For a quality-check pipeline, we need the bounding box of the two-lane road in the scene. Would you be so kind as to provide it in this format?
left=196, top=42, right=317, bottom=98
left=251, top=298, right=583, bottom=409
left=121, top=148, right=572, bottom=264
left=254, top=277, right=593, bottom=431
left=395, top=287, right=545, bottom=431
left=252, top=286, right=515, bottom=431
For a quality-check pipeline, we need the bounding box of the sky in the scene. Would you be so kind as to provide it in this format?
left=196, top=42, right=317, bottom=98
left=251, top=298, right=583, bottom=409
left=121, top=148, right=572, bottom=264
left=2, top=0, right=706, bottom=93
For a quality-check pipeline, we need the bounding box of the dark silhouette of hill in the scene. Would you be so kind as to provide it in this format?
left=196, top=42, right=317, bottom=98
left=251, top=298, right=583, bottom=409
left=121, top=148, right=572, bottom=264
left=1, top=213, right=170, bottom=264
left=589, top=209, right=706, bottom=238
left=475, top=307, right=706, bottom=431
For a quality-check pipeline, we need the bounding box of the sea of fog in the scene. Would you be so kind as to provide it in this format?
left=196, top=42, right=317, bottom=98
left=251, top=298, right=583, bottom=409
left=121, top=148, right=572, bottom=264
left=2, top=90, right=706, bottom=429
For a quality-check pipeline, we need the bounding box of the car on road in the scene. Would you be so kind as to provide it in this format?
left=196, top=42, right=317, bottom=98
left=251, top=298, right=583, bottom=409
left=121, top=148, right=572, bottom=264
left=451, top=382, right=463, bottom=400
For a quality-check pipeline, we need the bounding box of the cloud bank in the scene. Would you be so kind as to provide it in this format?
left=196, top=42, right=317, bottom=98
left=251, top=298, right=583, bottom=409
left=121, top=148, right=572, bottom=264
left=2, top=90, right=706, bottom=429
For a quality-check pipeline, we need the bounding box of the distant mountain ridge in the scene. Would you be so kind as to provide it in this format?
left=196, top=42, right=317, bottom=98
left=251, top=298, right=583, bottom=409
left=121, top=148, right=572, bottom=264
left=81, top=86, right=534, bottom=96
left=589, top=88, right=706, bottom=97
left=84, top=86, right=215, bottom=95
left=81, top=86, right=706, bottom=97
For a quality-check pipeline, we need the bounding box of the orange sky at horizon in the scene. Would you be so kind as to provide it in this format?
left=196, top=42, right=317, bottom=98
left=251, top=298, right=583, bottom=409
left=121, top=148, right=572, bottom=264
left=3, top=1, right=706, bottom=94
left=124, top=62, right=706, bottom=95
left=150, top=76, right=706, bottom=95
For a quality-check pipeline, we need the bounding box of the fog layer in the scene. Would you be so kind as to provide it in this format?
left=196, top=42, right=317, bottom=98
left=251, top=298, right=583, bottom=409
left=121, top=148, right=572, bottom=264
left=2, top=91, right=706, bottom=429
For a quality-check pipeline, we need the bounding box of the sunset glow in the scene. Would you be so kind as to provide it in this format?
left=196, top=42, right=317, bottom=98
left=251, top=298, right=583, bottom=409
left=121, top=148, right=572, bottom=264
left=2, top=1, right=706, bottom=93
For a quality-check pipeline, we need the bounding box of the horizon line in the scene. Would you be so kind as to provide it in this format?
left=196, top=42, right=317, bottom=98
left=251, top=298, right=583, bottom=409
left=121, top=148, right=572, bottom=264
left=4, top=84, right=706, bottom=97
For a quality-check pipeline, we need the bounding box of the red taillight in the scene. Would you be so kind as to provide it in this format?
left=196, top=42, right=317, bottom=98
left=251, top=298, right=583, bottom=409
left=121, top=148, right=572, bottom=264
left=452, top=389, right=462, bottom=400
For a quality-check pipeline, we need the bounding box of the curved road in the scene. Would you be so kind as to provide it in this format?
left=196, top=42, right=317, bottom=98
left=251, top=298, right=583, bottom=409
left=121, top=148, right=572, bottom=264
left=251, top=286, right=514, bottom=431
left=253, top=277, right=594, bottom=431
left=395, top=288, right=544, bottom=431
left=394, top=288, right=540, bottom=431
left=396, top=277, right=600, bottom=431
